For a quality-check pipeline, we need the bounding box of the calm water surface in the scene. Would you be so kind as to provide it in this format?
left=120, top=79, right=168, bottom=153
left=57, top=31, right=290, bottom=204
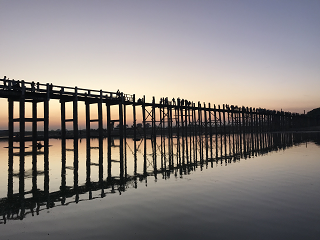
left=0, top=133, right=320, bottom=239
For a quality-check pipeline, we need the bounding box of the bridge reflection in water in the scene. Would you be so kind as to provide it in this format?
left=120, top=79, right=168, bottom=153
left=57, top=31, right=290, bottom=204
left=0, top=131, right=318, bottom=224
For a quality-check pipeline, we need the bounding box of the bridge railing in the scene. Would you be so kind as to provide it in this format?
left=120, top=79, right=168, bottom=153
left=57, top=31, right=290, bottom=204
left=0, top=76, right=134, bottom=102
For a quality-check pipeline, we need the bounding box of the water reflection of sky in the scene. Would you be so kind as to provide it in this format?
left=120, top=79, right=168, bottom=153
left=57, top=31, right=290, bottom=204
left=0, top=133, right=320, bottom=239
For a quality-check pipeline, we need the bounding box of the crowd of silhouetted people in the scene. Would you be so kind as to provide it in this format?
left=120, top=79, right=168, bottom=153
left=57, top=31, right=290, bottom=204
left=158, top=97, right=192, bottom=106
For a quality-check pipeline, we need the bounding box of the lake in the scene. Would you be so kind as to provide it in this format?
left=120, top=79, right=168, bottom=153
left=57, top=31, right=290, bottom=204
left=0, top=132, right=320, bottom=239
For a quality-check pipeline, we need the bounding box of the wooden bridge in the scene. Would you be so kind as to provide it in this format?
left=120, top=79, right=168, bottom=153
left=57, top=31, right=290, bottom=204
left=1, top=76, right=317, bottom=145
left=2, top=75, right=318, bottom=178
left=1, top=76, right=319, bottom=224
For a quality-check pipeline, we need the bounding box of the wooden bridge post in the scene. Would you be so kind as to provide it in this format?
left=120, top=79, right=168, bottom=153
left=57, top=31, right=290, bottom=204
left=242, top=107, right=246, bottom=133
left=218, top=105, right=222, bottom=134
left=238, top=107, right=242, bottom=134
left=185, top=104, right=189, bottom=164
left=72, top=87, right=79, bottom=203
left=176, top=100, right=181, bottom=164
left=270, top=111, right=274, bottom=132
left=8, top=99, right=14, bottom=148
left=188, top=104, right=192, bottom=163
left=261, top=110, right=265, bottom=132
left=19, top=81, right=26, bottom=205
left=204, top=103, right=208, bottom=162
left=132, top=94, right=137, bottom=176
left=163, top=102, right=168, bottom=170
left=106, top=101, right=112, bottom=180
left=198, top=102, right=203, bottom=161
left=159, top=100, right=164, bottom=170
left=218, top=105, right=223, bottom=158
left=193, top=103, right=197, bottom=163
left=265, top=110, right=268, bottom=132
left=119, top=93, right=124, bottom=180
left=123, top=95, right=127, bottom=175
left=269, top=110, right=275, bottom=131
left=266, top=110, right=269, bottom=132
left=191, top=103, right=195, bottom=162
left=133, top=94, right=137, bottom=140
left=250, top=107, right=253, bottom=133
left=231, top=106, right=235, bottom=156
left=258, top=109, right=261, bottom=132
left=168, top=105, right=173, bottom=167
left=60, top=87, right=66, bottom=139
left=152, top=97, right=156, bottom=139
left=98, top=90, right=104, bottom=181
left=250, top=108, right=255, bottom=150
left=31, top=102, right=38, bottom=203
left=227, top=105, right=230, bottom=135
left=85, top=91, right=90, bottom=140
left=180, top=101, right=185, bottom=164
left=142, top=95, right=147, bottom=175
left=213, top=104, right=218, bottom=159
left=44, top=83, right=49, bottom=141
left=271, top=111, right=275, bottom=131
left=254, top=108, right=258, bottom=132
left=223, top=104, right=226, bottom=135
left=73, top=87, right=78, bottom=139
left=19, top=82, right=26, bottom=146
left=243, top=122, right=247, bottom=158
left=239, top=107, right=243, bottom=153
left=222, top=104, right=227, bottom=157
left=152, top=97, right=157, bottom=173
left=208, top=103, right=213, bottom=159
left=213, top=104, right=217, bottom=135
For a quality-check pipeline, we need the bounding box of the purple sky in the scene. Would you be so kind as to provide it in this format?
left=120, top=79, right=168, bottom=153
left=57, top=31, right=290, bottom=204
left=1, top=0, right=320, bottom=129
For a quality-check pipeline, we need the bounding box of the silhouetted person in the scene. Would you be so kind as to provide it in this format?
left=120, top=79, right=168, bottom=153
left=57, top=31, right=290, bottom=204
left=31, top=81, right=35, bottom=92
left=13, top=80, right=21, bottom=91
left=172, top=98, right=175, bottom=105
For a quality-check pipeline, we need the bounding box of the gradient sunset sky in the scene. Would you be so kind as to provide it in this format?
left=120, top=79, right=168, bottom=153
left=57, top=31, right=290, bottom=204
left=1, top=0, right=319, bottom=129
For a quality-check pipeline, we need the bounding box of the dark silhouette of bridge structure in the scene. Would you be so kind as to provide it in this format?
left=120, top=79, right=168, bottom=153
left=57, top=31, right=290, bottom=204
left=1, top=76, right=318, bottom=144
left=1, top=76, right=320, bottom=223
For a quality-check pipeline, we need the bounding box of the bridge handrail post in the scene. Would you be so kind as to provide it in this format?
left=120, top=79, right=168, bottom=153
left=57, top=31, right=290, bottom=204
left=21, top=80, right=26, bottom=95
left=1, top=76, right=7, bottom=89
left=8, top=79, right=12, bottom=90
left=31, top=81, right=35, bottom=92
